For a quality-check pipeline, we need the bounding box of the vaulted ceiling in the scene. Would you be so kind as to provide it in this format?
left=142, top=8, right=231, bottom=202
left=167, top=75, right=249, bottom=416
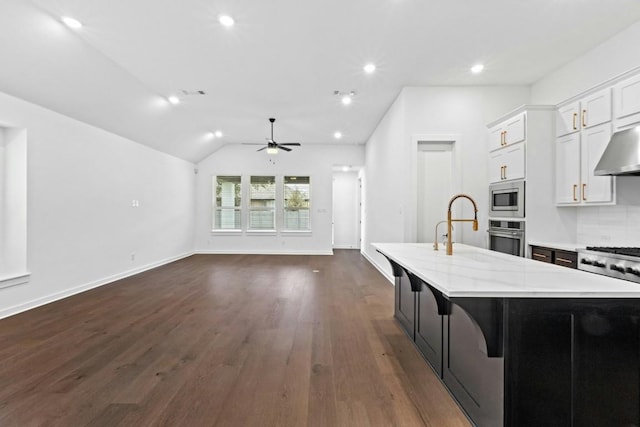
left=2, top=0, right=640, bottom=162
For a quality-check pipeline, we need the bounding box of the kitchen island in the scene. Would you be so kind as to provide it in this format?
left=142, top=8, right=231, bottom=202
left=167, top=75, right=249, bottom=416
left=374, top=243, right=640, bottom=427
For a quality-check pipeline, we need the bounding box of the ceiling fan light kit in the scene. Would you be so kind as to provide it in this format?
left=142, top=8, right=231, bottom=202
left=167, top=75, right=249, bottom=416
left=243, top=118, right=301, bottom=154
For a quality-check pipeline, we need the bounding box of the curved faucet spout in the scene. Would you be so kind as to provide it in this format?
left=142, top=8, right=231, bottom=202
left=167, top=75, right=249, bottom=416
left=446, top=194, right=479, bottom=255
left=433, top=220, right=450, bottom=251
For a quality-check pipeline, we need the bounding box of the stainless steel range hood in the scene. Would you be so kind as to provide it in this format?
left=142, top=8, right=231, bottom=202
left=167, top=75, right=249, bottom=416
left=594, top=126, right=640, bottom=176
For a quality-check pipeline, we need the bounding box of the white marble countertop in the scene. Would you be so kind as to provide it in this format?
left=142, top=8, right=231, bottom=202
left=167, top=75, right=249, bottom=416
left=373, top=243, right=640, bottom=298
left=528, top=241, right=586, bottom=252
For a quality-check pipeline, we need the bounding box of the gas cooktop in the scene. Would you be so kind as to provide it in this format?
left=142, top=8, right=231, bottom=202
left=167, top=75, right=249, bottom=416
left=578, top=247, right=640, bottom=283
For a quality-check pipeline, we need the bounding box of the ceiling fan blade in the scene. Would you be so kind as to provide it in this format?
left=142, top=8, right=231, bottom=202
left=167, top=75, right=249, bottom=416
left=257, top=147, right=267, bottom=152
left=278, top=146, right=292, bottom=152
left=279, top=143, right=301, bottom=146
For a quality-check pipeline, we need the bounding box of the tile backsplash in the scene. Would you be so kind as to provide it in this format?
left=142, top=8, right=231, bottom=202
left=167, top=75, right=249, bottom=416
left=577, top=205, right=640, bottom=246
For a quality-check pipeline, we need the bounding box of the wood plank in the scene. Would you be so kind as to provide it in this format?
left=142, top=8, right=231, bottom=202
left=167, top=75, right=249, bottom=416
left=0, top=251, right=470, bottom=426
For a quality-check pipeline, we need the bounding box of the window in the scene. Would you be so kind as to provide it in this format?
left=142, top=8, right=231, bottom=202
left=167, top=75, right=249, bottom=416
left=283, top=176, right=310, bottom=231
left=249, top=176, right=276, bottom=230
left=213, top=176, right=242, bottom=230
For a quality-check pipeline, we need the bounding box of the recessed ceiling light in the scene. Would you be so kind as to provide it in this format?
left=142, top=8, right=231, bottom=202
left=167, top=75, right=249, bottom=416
left=168, top=95, right=180, bottom=105
left=363, top=63, right=376, bottom=74
left=334, top=131, right=342, bottom=139
left=205, top=132, right=215, bottom=140
left=342, top=166, right=349, bottom=172
left=219, top=15, right=234, bottom=27
left=214, top=130, right=223, bottom=138
left=61, top=16, right=82, bottom=29
left=341, top=95, right=352, bottom=105
left=471, top=64, right=484, bottom=74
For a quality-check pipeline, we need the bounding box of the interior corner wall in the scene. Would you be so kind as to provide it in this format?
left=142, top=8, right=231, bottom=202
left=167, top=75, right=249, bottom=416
left=194, top=143, right=364, bottom=254
left=362, top=86, right=530, bottom=276
left=0, top=90, right=196, bottom=319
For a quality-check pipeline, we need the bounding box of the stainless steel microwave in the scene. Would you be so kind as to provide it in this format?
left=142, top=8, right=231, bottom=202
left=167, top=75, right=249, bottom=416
left=489, top=180, right=525, bottom=218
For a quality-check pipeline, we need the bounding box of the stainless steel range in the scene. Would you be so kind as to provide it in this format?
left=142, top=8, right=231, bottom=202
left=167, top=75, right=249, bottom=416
left=578, top=247, right=640, bottom=283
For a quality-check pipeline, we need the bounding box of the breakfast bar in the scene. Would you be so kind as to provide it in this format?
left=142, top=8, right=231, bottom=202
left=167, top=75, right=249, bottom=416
left=374, top=243, right=640, bottom=427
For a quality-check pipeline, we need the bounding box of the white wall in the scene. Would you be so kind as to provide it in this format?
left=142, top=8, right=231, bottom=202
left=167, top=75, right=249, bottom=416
left=0, top=91, right=195, bottom=318
left=532, top=21, right=640, bottom=105
left=194, top=144, right=364, bottom=254
left=363, top=86, right=531, bottom=275
left=332, top=171, right=360, bottom=249
left=532, top=19, right=640, bottom=245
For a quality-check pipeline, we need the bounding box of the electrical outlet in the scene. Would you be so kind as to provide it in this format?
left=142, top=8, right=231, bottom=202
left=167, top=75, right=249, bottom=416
left=130, top=253, right=136, bottom=261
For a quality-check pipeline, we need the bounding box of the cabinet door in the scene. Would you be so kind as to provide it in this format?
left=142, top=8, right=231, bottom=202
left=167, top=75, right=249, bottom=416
left=503, top=112, right=526, bottom=146
left=415, top=287, right=443, bottom=376
left=555, top=133, right=581, bottom=204
left=488, top=150, right=504, bottom=184
left=396, top=272, right=416, bottom=339
left=556, top=102, right=580, bottom=137
left=614, top=73, right=640, bottom=128
left=489, top=124, right=505, bottom=152
left=581, top=123, right=613, bottom=204
left=581, top=88, right=611, bottom=129
left=443, top=303, right=504, bottom=427
left=502, top=143, right=525, bottom=181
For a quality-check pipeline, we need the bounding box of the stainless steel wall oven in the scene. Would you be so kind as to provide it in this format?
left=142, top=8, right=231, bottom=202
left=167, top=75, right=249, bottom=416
left=488, top=220, right=525, bottom=257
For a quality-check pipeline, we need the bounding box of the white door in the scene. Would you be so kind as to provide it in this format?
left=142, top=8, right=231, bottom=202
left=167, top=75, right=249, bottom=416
left=417, top=143, right=454, bottom=245
left=332, top=171, right=361, bottom=249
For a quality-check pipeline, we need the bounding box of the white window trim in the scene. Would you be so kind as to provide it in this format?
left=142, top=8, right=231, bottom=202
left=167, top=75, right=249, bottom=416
left=0, top=272, right=30, bottom=290
left=212, top=175, right=243, bottom=231
left=282, top=175, right=312, bottom=232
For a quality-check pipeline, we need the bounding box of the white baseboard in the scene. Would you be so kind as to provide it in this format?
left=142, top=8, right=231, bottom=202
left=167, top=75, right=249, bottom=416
left=0, top=251, right=194, bottom=320
left=196, top=249, right=333, bottom=255
left=332, top=245, right=361, bottom=249
left=361, top=249, right=394, bottom=284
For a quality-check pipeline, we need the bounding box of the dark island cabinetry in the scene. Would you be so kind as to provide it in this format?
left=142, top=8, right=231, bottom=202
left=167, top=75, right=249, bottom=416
left=380, top=251, right=640, bottom=427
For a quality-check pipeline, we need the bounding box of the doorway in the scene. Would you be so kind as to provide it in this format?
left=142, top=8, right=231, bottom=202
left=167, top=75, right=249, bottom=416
left=332, top=169, right=361, bottom=249
left=417, top=141, right=456, bottom=244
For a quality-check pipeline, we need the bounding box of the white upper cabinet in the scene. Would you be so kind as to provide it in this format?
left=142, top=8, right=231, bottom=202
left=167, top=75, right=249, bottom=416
left=556, top=102, right=581, bottom=137
left=555, top=133, right=581, bottom=204
left=613, top=73, right=640, bottom=129
left=555, top=121, right=614, bottom=205
left=489, top=142, right=525, bottom=184
left=581, top=89, right=612, bottom=129
left=555, top=88, right=611, bottom=137
left=489, top=112, right=526, bottom=151
left=581, top=123, right=614, bottom=204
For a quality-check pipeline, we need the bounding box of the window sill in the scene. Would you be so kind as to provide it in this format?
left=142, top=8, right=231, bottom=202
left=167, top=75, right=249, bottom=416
left=211, top=229, right=243, bottom=235
left=0, top=272, right=31, bottom=290
left=246, top=230, right=277, bottom=236
left=281, top=230, right=312, bottom=236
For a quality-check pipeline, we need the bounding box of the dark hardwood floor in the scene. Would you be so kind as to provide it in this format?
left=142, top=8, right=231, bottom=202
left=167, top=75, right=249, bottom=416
left=0, top=250, right=470, bottom=426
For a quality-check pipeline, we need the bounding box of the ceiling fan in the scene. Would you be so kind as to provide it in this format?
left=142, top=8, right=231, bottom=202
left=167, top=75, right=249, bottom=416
left=245, top=118, right=301, bottom=154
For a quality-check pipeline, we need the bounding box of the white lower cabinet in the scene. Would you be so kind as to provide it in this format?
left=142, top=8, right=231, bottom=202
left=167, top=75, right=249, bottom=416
left=555, top=122, right=614, bottom=205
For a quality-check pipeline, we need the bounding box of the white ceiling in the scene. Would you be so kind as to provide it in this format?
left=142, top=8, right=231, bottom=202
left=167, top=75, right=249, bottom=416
left=1, top=0, right=640, bottom=163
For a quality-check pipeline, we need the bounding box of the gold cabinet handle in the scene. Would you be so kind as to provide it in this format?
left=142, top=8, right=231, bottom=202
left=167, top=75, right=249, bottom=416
left=582, top=183, right=587, bottom=201
left=504, top=165, right=507, bottom=179
left=582, top=109, right=587, bottom=127
left=533, top=253, right=547, bottom=259
left=556, top=257, right=573, bottom=264
left=572, top=112, right=577, bottom=130
left=503, top=130, right=507, bottom=146
left=500, top=166, right=504, bottom=180
left=573, top=184, right=578, bottom=201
